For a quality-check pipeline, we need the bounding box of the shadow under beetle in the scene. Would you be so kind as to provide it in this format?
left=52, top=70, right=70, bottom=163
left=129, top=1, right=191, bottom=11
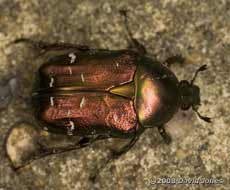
left=7, top=10, right=211, bottom=173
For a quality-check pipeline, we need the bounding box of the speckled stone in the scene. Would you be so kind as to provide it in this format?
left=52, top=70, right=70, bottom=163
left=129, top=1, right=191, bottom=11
left=0, top=0, right=230, bottom=190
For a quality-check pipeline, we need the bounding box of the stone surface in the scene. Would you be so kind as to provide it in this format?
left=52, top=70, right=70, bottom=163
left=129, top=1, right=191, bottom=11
left=0, top=0, right=229, bottom=190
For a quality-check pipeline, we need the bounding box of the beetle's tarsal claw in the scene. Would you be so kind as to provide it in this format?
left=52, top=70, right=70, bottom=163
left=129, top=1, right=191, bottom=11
left=157, top=126, right=172, bottom=144
left=6, top=38, right=28, bottom=47
left=198, top=114, right=212, bottom=123
left=119, top=9, right=129, bottom=17
left=7, top=38, right=47, bottom=57
left=198, top=64, right=208, bottom=71
left=193, top=107, right=211, bottom=123
left=202, top=116, right=212, bottom=123
left=9, top=38, right=36, bottom=46
left=191, top=64, right=208, bottom=84
left=163, top=136, right=172, bottom=144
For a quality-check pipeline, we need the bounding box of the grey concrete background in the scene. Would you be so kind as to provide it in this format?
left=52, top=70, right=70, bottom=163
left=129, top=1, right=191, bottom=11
left=0, top=0, right=230, bottom=189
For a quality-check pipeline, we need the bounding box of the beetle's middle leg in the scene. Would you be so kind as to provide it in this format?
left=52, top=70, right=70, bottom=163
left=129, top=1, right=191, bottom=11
left=89, top=133, right=139, bottom=182
left=111, top=135, right=139, bottom=158
left=120, top=10, right=147, bottom=56
left=157, top=125, right=172, bottom=144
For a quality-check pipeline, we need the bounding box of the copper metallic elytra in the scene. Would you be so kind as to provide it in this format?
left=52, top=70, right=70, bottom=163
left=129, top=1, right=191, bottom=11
left=39, top=92, right=139, bottom=134
left=38, top=51, right=137, bottom=91
left=35, top=50, right=141, bottom=136
left=34, top=49, right=181, bottom=137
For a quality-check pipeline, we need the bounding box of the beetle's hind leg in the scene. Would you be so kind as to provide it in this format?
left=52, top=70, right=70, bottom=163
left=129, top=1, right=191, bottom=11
left=36, top=135, right=110, bottom=157
left=12, top=135, right=107, bottom=171
left=120, top=10, right=147, bottom=56
left=9, top=38, right=90, bottom=57
left=157, top=125, right=172, bottom=144
left=38, top=136, right=92, bottom=153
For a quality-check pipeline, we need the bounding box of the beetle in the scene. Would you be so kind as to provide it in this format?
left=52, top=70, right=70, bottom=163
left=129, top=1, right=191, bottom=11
left=8, top=11, right=210, bottom=169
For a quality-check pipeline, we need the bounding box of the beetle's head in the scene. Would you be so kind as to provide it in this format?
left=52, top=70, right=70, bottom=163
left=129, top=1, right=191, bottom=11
left=179, top=65, right=211, bottom=123
left=179, top=80, right=201, bottom=110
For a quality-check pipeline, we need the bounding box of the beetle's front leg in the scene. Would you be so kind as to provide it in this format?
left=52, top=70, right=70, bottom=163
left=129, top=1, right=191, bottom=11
left=10, top=38, right=90, bottom=56
left=157, top=125, right=172, bottom=144
left=120, top=10, right=147, bottom=56
left=164, top=55, right=185, bottom=67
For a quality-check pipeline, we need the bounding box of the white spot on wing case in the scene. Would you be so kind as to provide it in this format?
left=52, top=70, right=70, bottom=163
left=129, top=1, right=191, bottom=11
left=49, top=77, right=55, bottom=87
left=80, top=97, right=85, bottom=108
left=50, top=97, right=54, bottom=106
left=68, top=52, right=77, bottom=64
left=81, top=73, right=85, bottom=82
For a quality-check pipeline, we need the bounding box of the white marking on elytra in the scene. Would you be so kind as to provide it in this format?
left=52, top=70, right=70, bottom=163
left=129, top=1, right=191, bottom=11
left=161, top=74, right=167, bottom=79
left=114, top=114, right=118, bottom=122
left=49, top=77, right=55, bottom=87
left=80, top=97, right=85, bottom=108
left=81, top=73, right=85, bottom=82
left=116, top=61, right=119, bottom=67
left=32, top=92, right=38, bottom=96
left=68, top=66, right=72, bottom=75
left=68, top=52, right=77, bottom=64
left=67, top=120, right=75, bottom=136
left=91, top=129, right=96, bottom=135
left=50, top=97, right=54, bottom=106
left=67, top=110, right=71, bottom=117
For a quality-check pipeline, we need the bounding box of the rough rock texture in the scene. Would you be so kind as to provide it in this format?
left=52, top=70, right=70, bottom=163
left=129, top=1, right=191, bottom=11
left=0, top=0, right=229, bottom=190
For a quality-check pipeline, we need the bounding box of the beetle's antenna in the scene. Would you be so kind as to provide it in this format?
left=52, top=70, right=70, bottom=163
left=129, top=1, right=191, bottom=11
left=191, top=65, right=207, bottom=85
left=192, top=106, right=211, bottom=123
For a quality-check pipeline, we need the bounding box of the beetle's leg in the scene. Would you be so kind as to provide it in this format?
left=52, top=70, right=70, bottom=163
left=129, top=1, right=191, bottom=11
left=157, top=125, right=172, bottom=144
left=10, top=38, right=90, bottom=56
left=192, top=105, right=211, bottom=123
left=89, top=132, right=139, bottom=182
left=120, top=10, right=147, bottom=56
left=37, top=135, right=110, bottom=156
left=164, top=55, right=185, bottom=67
left=15, top=135, right=108, bottom=171
left=111, top=136, right=139, bottom=158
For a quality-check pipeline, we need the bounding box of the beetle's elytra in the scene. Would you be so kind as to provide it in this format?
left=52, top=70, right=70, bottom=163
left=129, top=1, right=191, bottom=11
left=35, top=49, right=182, bottom=137
left=6, top=11, right=211, bottom=170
